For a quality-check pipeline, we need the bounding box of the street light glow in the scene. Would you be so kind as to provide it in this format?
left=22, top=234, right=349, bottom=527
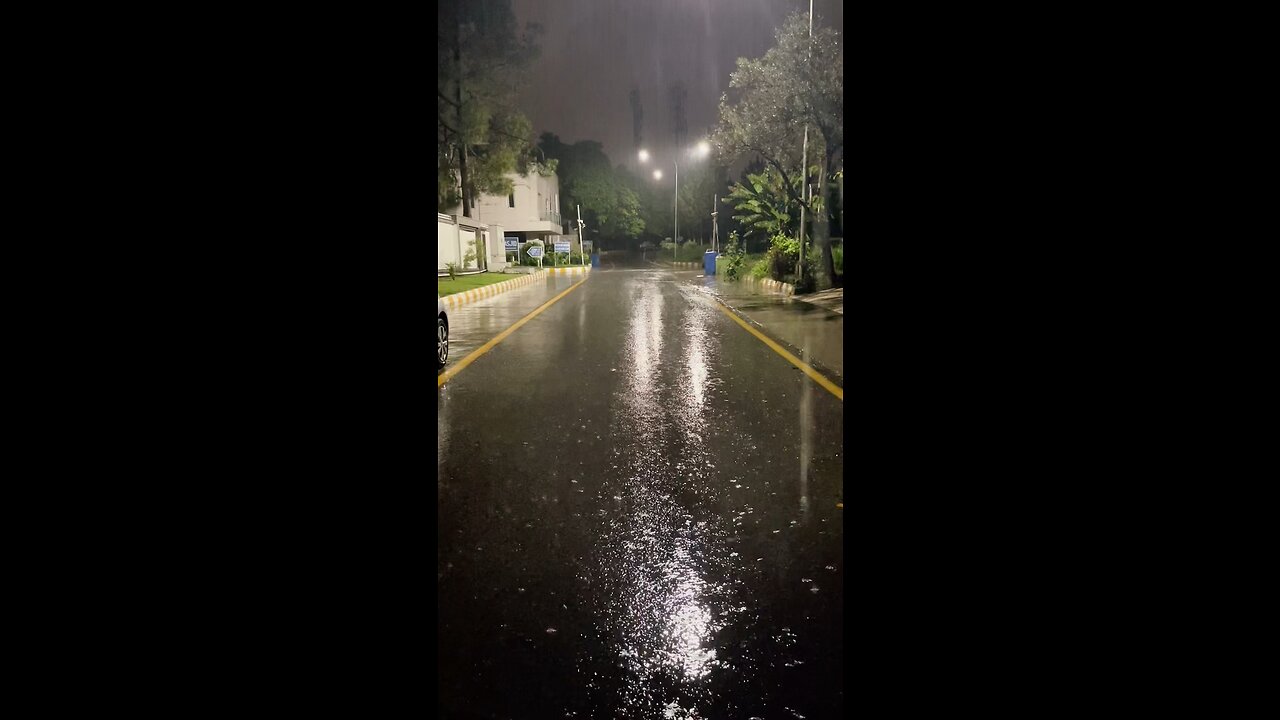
left=640, top=147, right=708, bottom=260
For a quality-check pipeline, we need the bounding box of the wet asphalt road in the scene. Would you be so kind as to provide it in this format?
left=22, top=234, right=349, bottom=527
left=438, top=259, right=844, bottom=719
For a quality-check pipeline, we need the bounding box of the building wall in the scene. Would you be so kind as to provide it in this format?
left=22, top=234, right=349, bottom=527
left=437, top=214, right=490, bottom=273
left=462, top=171, right=561, bottom=234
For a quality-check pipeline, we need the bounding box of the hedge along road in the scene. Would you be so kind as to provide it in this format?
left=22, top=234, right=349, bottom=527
left=437, top=262, right=844, bottom=719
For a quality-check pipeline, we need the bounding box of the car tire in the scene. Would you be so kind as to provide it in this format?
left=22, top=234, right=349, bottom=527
left=438, top=316, right=449, bottom=367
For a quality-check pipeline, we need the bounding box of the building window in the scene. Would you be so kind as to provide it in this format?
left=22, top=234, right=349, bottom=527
left=509, top=192, right=515, bottom=208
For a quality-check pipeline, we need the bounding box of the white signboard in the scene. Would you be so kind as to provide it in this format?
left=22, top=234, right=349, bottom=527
left=554, top=241, right=571, bottom=254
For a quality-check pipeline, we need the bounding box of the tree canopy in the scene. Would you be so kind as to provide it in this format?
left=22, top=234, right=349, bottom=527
left=437, top=0, right=543, bottom=215
left=713, top=12, right=843, bottom=287
left=727, top=166, right=804, bottom=244
left=538, top=133, right=644, bottom=247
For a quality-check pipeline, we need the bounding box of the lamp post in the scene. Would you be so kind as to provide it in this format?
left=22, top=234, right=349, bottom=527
left=640, top=141, right=710, bottom=265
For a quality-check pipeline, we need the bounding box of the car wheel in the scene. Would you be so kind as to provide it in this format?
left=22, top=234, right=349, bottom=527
left=438, top=317, right=449, bottom=367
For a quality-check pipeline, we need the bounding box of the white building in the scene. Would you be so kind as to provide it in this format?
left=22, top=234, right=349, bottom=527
left=437, top=213, right=495, bottom=274
left=443, top=168, right=564, bottom=269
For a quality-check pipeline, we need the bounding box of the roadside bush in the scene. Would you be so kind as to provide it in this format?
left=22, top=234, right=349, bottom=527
left=749, top=257, right=769, bottom=279
left=720, top=232, right=746, bottom=281
left=766, top=233, right=799, bottom=282
left=548, top=251, right=587, bottom=265
left=832, top=244, right=843, bottom=275
left=793, top=248, right=820, bottom=294
left=445, top=262, right=458, bottom=281
left=677, top=241, right=705, bottom=263
left=518, top=243, right=546, bottom=266
left=515, top=246, right=590, bottom=267
left=657, top=241, right=706, bottom=263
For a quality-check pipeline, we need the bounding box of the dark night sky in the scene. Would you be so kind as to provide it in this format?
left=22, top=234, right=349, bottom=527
left=512, top=0, right=843, bottom=173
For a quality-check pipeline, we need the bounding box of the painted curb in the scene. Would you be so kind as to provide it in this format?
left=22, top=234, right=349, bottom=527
left=441, top=271, right=544, bottom=309
left=543, top=266, right=593, bottom=276
left=739, top=274, right=795, bottom=297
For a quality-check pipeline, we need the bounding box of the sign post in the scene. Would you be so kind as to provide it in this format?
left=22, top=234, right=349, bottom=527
left=526, top=239, right=544, bottom=270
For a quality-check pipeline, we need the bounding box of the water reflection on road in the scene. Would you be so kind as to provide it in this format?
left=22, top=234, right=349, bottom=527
left=437, top=264, right=843, bottom=718
left=582, top=274, right=737, bottom=716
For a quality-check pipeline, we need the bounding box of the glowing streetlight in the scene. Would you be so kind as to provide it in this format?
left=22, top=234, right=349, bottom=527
left=642, top=141, right=711, bottom=263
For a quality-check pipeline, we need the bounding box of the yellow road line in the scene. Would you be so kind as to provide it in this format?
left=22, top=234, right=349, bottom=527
left=713, top=301, right=843, bottom=401
left=438, top=277, right=588, bottom=387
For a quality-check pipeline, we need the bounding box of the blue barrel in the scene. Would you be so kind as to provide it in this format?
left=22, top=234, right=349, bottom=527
left=704, top=250, right=719, bottom=275
left=591, top=253, right=600, bottom=268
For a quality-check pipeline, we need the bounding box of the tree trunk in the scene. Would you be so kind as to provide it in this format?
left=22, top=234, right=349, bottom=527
left=811, top=141, right=834, bottom=290
left=454, top=10, right=471, bottom=218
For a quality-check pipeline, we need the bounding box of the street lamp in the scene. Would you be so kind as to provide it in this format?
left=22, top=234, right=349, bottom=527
left=639, top=141, right=711, bottom=264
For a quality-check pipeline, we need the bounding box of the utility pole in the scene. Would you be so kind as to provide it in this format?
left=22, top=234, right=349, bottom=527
left=674, top=160, right=679, bottom=264
left=577, top=204, right=585, bottom=265
left=711, top=194, right=719, bottom=253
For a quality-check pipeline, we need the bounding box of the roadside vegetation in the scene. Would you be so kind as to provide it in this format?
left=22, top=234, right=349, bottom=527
left=438, top=272, right=524, bottom=297
left=658, top=241, right=712, bottom=263
left=714, top=11, right=843, bottom=290
left=515, top=245, right=588, bottom=266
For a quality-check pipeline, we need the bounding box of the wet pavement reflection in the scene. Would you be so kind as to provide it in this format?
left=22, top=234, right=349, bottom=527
left=438, top=261, right=843, bottom=718
left=682, top=272, right=844, bottom=379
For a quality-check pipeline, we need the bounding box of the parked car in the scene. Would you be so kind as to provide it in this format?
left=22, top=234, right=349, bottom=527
left=438, top=295, right=449, bottom=367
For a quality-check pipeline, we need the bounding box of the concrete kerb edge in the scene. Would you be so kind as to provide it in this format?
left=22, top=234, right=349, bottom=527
left=544, top=265, right=594, bottom=276
left=740, top=274, right=796, bottom=297
left=441, top=267, right=591, bottom=309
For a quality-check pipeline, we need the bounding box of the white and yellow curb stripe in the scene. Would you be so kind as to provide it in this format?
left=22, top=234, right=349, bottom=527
left=441, top=271, right=546, bottom=309
left=740, top=275, right=796, bottom=297
left=544, top=266, right=592, bottom=276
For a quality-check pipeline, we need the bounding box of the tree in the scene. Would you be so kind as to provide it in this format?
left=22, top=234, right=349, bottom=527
left=638, top=174, right=672, bottom=246
left=596, top=169, right=645, bottom=242
left=437, top=0, right=543, bottom=216
left=681, top=161, right=728, bottom=245
left=713, top=12, right=843, bottom=289
left=726, top=166, right=803, bottom=244
left=537, top=134, right=645, bottom=248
